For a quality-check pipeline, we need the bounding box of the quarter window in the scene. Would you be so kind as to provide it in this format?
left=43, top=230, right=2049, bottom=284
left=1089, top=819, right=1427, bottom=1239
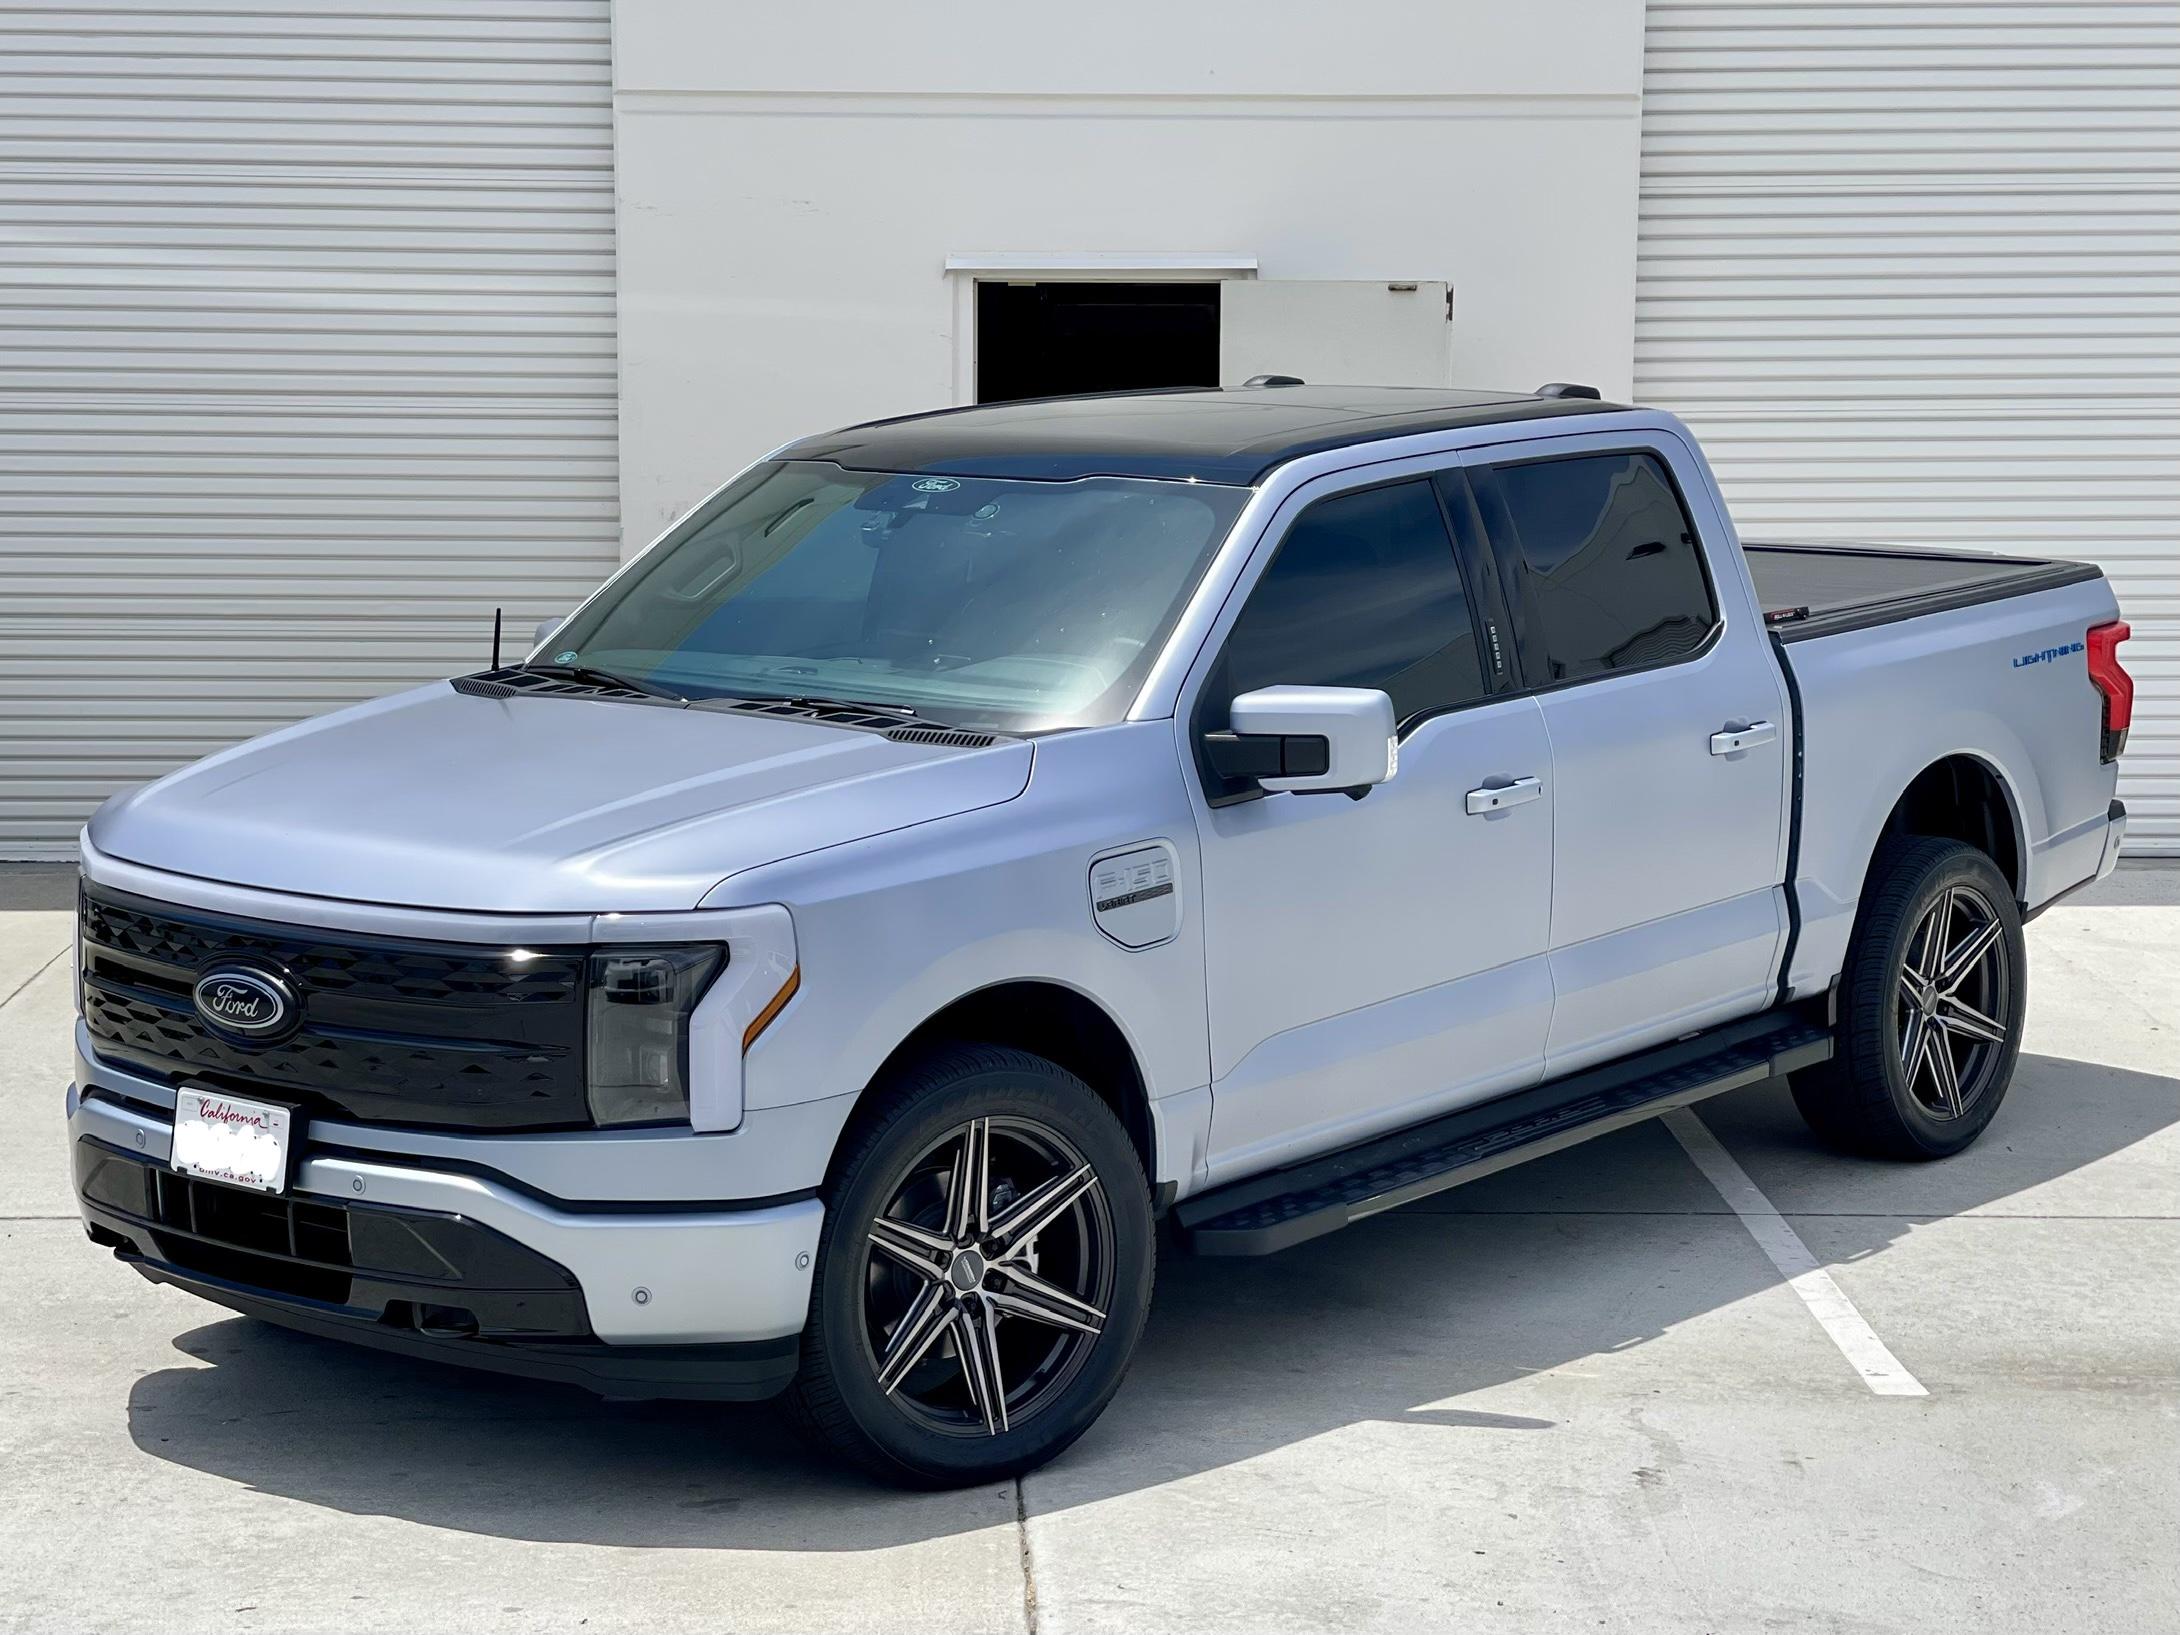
left=1215, top=479, right=1485, bottom=726
left=1489, top=451, right=1717, bottom=682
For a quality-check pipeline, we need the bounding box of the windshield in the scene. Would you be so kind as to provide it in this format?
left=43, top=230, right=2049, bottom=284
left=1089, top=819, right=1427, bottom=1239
left=543, top=461, right=1249, bottom=732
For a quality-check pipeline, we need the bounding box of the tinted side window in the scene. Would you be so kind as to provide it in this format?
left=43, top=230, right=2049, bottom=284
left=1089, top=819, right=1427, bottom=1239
left=1490, top=452, right=1717, bottom=682
left=1218, top=479, right=1484, bottom=724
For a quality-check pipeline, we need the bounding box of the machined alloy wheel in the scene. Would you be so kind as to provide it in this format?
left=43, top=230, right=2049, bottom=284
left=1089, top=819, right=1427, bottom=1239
left=790, top=1044, right=1154, bottom=1486
left=1893, top=881, right=2011, bottom=1121
left=861, top=1115, right=1115, bottom=1437
left=1791, top=835, right=2026, bottom=1160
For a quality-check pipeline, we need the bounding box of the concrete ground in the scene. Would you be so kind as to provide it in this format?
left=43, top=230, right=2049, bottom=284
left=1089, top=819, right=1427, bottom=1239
left=2, top=862, right=2174, bottom=1634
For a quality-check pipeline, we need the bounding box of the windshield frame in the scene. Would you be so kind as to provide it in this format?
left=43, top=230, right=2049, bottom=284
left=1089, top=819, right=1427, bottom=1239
left=536, top=459, right=1254, bottom=735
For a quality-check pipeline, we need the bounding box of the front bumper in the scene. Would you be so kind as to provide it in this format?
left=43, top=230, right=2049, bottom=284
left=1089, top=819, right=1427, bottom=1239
left=68, top=1058, right=825, bottom=1401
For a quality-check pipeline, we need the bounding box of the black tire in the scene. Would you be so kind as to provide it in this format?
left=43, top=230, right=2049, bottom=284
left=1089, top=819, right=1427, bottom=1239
left=1791, top=836, right=2026, bottom=1159
left=788, top=1044, right=1154, bottom=1487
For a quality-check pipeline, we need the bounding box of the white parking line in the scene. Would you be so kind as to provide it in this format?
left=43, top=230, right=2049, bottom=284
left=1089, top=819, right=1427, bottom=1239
left=1664, top=1108, right=1927, bottom=1397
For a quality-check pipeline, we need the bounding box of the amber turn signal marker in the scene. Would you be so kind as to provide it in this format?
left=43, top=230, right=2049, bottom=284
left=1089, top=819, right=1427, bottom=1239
left=741, top=965, right=801, bottom=1052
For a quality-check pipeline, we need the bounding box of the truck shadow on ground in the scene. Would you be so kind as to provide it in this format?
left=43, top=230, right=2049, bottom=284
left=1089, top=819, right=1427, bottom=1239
left=124, top=1054, right=2177, bottom=1549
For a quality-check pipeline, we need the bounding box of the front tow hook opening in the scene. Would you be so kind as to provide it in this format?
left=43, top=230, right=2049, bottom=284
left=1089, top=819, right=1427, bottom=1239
left=386, top=1300, right=481, bottom=1340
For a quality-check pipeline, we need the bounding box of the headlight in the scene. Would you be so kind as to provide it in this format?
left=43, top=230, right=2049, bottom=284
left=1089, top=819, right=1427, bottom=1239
left=586, top=945, right=724, bottom=1127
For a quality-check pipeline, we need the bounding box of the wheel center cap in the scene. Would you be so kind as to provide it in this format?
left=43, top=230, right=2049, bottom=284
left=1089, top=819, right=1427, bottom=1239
left=948, top=1249, right=987, bottom=1292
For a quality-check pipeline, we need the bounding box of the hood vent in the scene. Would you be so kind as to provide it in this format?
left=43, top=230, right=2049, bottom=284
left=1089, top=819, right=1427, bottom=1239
left=885, top=726, right=997, bottom=749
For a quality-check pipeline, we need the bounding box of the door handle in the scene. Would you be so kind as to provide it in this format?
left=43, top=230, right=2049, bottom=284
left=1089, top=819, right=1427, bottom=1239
left=1466, top=776, right=1542, bottom=816
left=1709, top=720, right=1779, bottom=757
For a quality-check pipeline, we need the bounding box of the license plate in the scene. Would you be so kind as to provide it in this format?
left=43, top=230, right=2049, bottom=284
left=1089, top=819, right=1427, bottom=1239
left=170, top=1088, right=294, bottom=1195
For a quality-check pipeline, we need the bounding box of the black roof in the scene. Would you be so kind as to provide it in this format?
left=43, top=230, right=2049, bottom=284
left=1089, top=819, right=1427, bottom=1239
left=777, top=385, right=1626, bottom=486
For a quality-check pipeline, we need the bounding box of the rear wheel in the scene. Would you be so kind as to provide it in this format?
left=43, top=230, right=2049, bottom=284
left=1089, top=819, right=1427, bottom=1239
left=789, top=1045, right=1154, bottom=1487
left=1792, top=836, right=2025, bottom=1159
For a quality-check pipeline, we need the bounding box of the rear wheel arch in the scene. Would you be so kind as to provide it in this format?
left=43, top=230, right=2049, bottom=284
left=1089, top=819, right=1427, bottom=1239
left=1870, top=753, right=2026, bottom=903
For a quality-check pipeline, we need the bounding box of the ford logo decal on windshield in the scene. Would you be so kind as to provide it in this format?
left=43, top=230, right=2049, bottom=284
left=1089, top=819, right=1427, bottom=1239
left=911, top=476, right=961, bottom=493
left=192, top=966, right=297, bottom=1038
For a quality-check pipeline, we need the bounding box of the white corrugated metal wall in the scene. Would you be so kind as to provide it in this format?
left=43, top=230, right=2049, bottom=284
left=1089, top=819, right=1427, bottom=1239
left=0, top=0, right=621, bottom=857
left=1637, top=1, right=2180, bottom=852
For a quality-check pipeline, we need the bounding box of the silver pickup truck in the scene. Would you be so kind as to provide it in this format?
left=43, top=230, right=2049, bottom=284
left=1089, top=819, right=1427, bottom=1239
left=66, top=383, right=2132, bottom=1485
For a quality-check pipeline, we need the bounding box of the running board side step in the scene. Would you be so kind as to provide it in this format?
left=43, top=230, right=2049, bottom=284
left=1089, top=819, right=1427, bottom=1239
left=1174, top=1007, right=1833, bottom=1257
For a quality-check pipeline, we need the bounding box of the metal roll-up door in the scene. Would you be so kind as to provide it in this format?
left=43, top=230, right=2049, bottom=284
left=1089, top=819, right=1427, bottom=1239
left=1637, top=2, right=2180, bottom=852
left=0, top=0, right=621, bottom=857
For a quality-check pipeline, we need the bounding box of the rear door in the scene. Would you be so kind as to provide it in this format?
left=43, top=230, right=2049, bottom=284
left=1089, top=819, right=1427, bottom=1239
left=1460, top=432, right=1791, bottom=1075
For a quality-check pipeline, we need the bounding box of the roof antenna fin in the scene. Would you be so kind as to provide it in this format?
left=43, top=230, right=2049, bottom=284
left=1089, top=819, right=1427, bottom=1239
left=491, top=606, right=503, bottom=670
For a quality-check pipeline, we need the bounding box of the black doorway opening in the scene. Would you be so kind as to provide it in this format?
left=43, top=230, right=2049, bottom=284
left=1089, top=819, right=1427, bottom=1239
left=975, top=281, right=1219, bottom=404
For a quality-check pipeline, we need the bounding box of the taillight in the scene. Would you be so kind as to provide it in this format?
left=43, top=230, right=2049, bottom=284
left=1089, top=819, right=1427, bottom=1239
left=2087, top=620, right=2133, bottom=763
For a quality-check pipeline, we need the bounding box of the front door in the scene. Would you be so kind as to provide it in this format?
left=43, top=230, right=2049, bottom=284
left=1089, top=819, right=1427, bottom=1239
left=1463, top=434, right=1791, bottom=1075
left=1187, top=471, right=1555, bottom=1184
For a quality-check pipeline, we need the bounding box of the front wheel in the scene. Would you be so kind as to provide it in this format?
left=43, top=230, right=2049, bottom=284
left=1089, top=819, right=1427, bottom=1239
left=1791, top=836, right=2026, bottom=1159
left=789, top=1045, right=1154, bottom=1486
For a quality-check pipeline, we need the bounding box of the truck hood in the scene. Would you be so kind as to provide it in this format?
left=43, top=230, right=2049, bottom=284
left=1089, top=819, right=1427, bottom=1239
left=88, top=683, right=1033, bottom=913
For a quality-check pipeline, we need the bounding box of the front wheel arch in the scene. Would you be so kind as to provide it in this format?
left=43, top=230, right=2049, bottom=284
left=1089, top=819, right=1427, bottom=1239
left=846, top=979, right=1157, bottom=1189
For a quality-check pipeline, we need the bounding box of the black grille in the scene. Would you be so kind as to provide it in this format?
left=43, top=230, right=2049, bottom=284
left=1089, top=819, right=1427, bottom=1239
left=146, top=1164, right=356, bottom=1302
left=76, top=1138, right=590, bottom=1337
left=79, top=884, right=592, bottom=1131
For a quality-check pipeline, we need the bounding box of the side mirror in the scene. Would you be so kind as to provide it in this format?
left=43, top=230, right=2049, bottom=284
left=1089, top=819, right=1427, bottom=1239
left=1203, top=685, right=1398, bottom=798
left=533, top=615, right=565, bottom=647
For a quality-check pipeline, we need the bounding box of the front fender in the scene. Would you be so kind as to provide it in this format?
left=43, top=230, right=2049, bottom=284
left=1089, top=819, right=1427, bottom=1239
left=707, top=722, right=1211, bottom=1177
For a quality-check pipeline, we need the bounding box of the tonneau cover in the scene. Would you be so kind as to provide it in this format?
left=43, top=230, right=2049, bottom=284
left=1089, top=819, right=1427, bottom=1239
left=1746, top=542, right=2102, bottom=640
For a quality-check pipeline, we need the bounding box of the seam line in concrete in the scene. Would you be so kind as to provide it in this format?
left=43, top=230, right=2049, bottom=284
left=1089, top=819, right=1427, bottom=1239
left=1014, top=1477, right=1039, bottom=1634
left=1666, top=1108, right=1928, bottom=1398
left=0, top=946, right=66, bottom=1015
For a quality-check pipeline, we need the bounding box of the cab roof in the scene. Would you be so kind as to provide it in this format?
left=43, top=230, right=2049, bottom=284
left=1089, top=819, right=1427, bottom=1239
left=776, top=384, right=1626, bottom=487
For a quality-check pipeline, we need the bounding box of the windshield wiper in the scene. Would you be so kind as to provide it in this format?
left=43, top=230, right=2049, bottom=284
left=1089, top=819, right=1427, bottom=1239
left=517, top=662, right=686, bottom=703
left=703, top=690, right=962, bottom=730
left=783, top=693, right=920, bottom=718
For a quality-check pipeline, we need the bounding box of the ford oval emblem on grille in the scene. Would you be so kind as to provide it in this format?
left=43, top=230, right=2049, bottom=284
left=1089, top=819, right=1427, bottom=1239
left=192, top=966, right=296, bottom=1038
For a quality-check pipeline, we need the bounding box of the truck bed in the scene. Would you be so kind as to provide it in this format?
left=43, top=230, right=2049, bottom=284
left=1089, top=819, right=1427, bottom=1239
left=1746, top=542, right=2102, bottom=642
